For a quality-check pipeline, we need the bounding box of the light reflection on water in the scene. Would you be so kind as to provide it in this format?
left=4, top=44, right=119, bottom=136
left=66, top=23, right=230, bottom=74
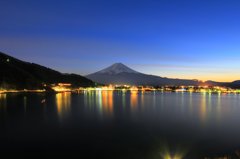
left=0, top=93, right=6, bottom=105
left=83, top=90, right=114, bottom=118
left=2, top=91, right=236, bottom=127
left=130, top=90, right=138, bottom=111
left=76, top=91, right=238, bottom=126
left=95, top=90, right=102, bottom=115
left=56, top=92, right=71, bottom=119
left=103, top=90, right=113, bottom=116
left=1, top=92, right=240, bottom=158
left=216, top=93, right=222, bottom=121
left=0, top=94, right=7, bottom=112
left=200, top=92, right=207, bottom=124
left=22, top=95, right=27, bottom=115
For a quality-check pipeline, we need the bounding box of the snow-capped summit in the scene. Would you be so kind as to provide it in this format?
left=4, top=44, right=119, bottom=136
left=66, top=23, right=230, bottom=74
left=95, top=63, right=139, bottom=75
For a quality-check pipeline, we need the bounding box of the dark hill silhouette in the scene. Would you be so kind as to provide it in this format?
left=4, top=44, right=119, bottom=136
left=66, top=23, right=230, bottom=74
left=228, top=80, right=240, bottom=88
left=0, top=52, right=94, bottom=89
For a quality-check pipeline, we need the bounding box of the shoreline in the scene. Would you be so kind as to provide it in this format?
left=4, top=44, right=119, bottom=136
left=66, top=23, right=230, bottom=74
left=1, top=89, right=240, bottom=94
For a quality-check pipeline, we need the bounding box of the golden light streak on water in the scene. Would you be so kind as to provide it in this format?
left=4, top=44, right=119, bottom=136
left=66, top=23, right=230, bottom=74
left=130, top=90, right=138, bottom=110
left=56, top=92, right=71, bottom=118
left=0, top=93, right=7, bottom=109
left=200, top=93, right=207, bottom=124
left=102, top=90, right=108, bottom=108
left=108, top=90, right=113, bottom=110
left=101, top=90, right=113, bottom=117
left=0, top=93, right=6, bottom=100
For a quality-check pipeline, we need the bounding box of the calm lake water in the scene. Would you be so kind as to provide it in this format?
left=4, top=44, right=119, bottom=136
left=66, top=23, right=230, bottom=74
left=0, top=91, right=240, bottom=158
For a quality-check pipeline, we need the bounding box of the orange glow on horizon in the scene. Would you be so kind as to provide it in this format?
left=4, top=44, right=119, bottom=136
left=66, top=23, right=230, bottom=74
left=158, top=74, right=239, bottom=83
left=144, top=70, right=239, bottom=82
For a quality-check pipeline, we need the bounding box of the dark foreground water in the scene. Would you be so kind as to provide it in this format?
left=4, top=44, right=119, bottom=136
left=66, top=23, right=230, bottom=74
left=0, top=91, right=240, bottom=158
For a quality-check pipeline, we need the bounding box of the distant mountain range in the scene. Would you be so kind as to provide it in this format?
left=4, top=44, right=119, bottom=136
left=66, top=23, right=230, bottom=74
left=0, top=52, right=95, bottom=89
left=1, top=52, right=240, bottom=89
left=87, top=63, right=240, bottom=88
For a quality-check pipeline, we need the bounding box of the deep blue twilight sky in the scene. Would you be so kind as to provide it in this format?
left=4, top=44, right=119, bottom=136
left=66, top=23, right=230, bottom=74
left=0, top=0, right=240, bottom=82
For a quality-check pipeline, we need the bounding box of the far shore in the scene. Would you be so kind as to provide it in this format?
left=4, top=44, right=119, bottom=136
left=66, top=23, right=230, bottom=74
left=1, top=86, right=240, bottom=94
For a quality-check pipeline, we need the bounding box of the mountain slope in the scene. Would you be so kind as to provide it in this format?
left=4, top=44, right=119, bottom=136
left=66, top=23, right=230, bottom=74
left=95, top=63, right=139, bottom=75
left=87, top=63, right=201, bottom=86
left=228, top=80, right=240, bottom=88
left=0, top=52, right=95, bottom=89
left=86, top=63, right=240, bottom=88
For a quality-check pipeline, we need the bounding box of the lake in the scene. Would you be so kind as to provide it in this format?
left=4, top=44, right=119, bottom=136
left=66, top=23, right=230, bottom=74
left=0, top=91, right=240, bottom=158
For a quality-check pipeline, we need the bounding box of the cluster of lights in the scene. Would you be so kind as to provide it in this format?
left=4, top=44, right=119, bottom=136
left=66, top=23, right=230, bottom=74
left=1, top=84, right=240, bottom=94
left=80, top=85, right=240, bottom=94
left=51, top=86, right=71, bottom=92
left=51, top=83, right=72, bottom=92
left=82, top=85, right=157, bottom=92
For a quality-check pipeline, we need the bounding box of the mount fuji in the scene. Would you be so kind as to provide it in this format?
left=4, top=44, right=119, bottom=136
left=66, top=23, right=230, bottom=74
left=86, top=63, right=201, bottom=86
left=94, top=63, right=139, bottom=75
